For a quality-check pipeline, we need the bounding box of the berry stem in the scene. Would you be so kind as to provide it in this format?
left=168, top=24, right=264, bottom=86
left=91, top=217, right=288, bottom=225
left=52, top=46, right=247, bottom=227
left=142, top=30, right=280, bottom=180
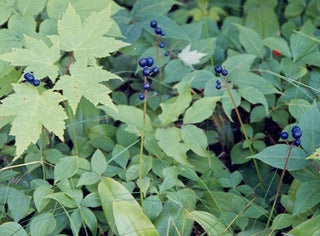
left=156, top=36, right=162, bottom=102
left=41, top=127, right=47, bottom=179
left=223, top=75, right=266, bottom=193
left=264, top=144, right=294, bottom=235
left=64, top=51, right=74, bottom=75
left=138, top=76, right=148, bottom=213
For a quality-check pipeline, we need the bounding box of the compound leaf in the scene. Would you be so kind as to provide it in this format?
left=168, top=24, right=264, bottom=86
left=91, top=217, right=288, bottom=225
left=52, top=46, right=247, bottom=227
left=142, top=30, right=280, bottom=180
left=0, top=84, right=67, bottom=157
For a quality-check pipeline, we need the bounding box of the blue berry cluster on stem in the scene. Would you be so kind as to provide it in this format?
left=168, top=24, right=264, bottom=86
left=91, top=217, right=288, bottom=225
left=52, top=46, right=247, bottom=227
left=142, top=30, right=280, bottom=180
left=215, top=65, right=228, bottom=77
left=24, top=72, right=40, bottom=87
left=292, top=126, right=302, bottom=146
left=150, top=20, right=169, bottom=55
left=138, top=56, right=158, bottom=76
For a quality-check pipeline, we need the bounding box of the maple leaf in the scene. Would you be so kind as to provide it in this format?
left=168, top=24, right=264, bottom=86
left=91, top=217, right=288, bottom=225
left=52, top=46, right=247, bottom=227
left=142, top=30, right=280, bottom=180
left=54, top=62, right=120, bottom=114
left=0, top=35, right=61, bottom=82
left=178, top=44, right=207, bottom=68
left=58, top=3, right=129, bottom=61
left=0, top=84, right=67, bottom=157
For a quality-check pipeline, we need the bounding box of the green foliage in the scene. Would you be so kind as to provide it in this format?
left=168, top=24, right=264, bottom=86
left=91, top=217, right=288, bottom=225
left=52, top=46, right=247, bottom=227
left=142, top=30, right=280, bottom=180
left=1, top=0, right=320, bottom=235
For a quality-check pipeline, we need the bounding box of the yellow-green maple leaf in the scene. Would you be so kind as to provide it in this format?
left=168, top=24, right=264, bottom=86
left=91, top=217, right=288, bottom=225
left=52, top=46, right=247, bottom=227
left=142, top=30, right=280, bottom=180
left=54, top=62, right=120, bottom=114
left=0, top=84, right=67, bottom=157
left=58, top=3, right=129, bottom=61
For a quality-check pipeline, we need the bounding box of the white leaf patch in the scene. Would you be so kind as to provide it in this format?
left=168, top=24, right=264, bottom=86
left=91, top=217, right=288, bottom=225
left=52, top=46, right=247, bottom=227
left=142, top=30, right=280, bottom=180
left=178, top=44, right=207, bottom=68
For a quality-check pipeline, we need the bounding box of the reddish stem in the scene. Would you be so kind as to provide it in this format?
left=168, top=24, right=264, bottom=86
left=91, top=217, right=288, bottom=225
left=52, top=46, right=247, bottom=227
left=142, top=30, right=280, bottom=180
left=64, top=51, right=74, bottom=75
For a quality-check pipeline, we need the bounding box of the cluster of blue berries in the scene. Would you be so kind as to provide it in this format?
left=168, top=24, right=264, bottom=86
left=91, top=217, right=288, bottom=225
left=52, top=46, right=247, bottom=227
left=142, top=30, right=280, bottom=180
left=214, top=65, right=228, bottom=90
left=139, top=57, right=159, bottom=76
left=150, top=20, right=169, bottom=57
left=24, top=72, right=40, bottom=86
left=280, top=125, right=302, bottom=146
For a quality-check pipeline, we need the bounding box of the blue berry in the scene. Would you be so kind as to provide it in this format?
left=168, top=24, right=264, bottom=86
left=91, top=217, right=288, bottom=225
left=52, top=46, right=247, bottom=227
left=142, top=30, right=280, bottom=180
left=164, top=51, right=169, bottom=57
left=139, top=58, right=147, bottom=67
left=139, top=93, right=145, bottom=100
left=33, top=79, right=40, bottom=86
left=294, top=139, right=301, bottom=146
left=142, top=67, right=151, bottom=76
left=159, top=42, right=165, bottom=48
left=150, top=20, right=157, bottom=28
left=146, top=57, right=154, bottom=67
left=143, top=82, right=151, bottom=90
left=24, top=73, right=34, bottom=82
left=292, top=126, right=302, bottom=139
left=216, top=80, right=221, bottom=85
left=216, top=84, right=221, bottom=90
left=280, top=132, right=289, bottom=140
left=221, top=69, right=228, bottom=76
left=215, top=65, right=222, bottom=74
left=161, top=31, right=166, bottom=36
left=152, top=67, right=159, bottom=74
left=155, top=27, right=162, bottom=35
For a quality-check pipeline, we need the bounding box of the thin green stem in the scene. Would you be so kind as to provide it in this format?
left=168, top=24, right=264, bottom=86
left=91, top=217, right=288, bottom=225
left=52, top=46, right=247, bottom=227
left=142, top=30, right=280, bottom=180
left=156, top=36, right=162, bottom=102
left=223, top=76, right=265, bottom=193
left=264, top=144, right=294, bottom=235
left=260, top=0, right=264, bottom=38
left=139, top=77, right=148, bottom=213
left=41, top=127, right=47, bottom=179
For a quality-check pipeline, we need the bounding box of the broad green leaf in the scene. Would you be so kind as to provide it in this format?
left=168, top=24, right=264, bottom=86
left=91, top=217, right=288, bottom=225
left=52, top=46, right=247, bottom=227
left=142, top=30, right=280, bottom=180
left=288, top=99, right=311, bottom=121
left=0, top=222, right=27, bottom=236
left=98, top=177, right=139, bottom=234
left=299, top=102, right=320, bottom=155
left=76, top=172, right=99, bottom=187
left=181, top=125, right=208, bottom=157
left=70, top=209, right=82, bottom=235
left=8, top=188, right=31, bottom=222
left=82, top=192, right=101, bottom=208
left=155, top=127, right=190, bottom=166
left=112, top=144, right=130, bottom=169
left=234, top=24, right=265, bottom=58
left=182, top=70, right=216, bottom=89
left=159, top=82, right=191, bottom=126
left=144, top=195, right=162, bottom=220
left=164, top=59, right=192, bottom=83
left=132, top=0, right=175, bottom=16
left=91, top=149, right=107, bottom=175
left=289, top=215, right=320, bottom=235
left=46, top=192, right=78, bottom=208
left=299, top=51, right=320, bottom=67
left=0, top=67, right=20, bottom=97
left=281, top=58, right=307, bottom=80
left=271, top=214, right=293, bottom=230
left=8, top=14, right=37, bottom=38
left=0, top=0, right=15, bottom=25
left=188, top=211, right=232, bottom=236
left=0, top=35, right=60, bottom=82
left=238, top=86, right=268, bottom=114
left=80, top=207, right=97, bottom=236
left=263, top=37, right=291, bottom=58
left=34, top=184, right=52, bottom=212
left=222, top=54, right=257, bottom=80
left=0, top=85, right=67, bottom=157
left=222, top=89, right=241, bottom=122
left=54, top=156, right=79, bottom=184
left=113, top=201, right=159, bottom=236
left=58, top=3, right=129, bottom=61
left=248, top=144, right=309, bottom=171
left=293, top=180, right=320, bottom=216
left=184, top=96, right=221, bottom=124
left=30, top=213, right=56, bottom=236
left=159, top=166, right=178, bottom=192
left=55, top=62, right=119, bottom=114
left=17, top=0, right=46, bottom=16
left=100, top=105, right=153, bottom=135
left=126, top=155, right=152, bottom=182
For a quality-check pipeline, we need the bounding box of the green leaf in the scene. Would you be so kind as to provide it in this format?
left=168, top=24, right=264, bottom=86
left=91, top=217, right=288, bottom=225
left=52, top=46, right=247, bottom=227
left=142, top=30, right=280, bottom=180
left=46, top=192, right=78, bottom=208
left=55, top=62, right=119, bottom=114
left=144, top=195, right=162, bottom=220
left=113, top=201, right=159, bottom=236
left=100, top=104, right=153, bottom=134
left=30, top=213, right=56, bottom=236
left=293, top=180, right=320, bottom=216
left=0, top=0, right=15, bottom=25
left=112, top=144, right=130, bottom=169
left=299, top=102, right=320, bottom=155
left=289, top=215, right=320, bottom=235
left=132, top=0, right=175, bottom=16
left=263, top=37, right=291, bottom=58
left=76, top=172, right=99, bottom=187
left=155, top=127, right=190, bottom=166
left=0, top=35, right=61, bottom=82
left=80, top=207, right=97, bottom=236
left=238, top=86, right=268, bottom=114
left=159, top=166, right=178, bottom=192
left=0, top=67, right=20, bottom=97
left=159, top=82, right=192, bottom=126
left=0, top=85, right=67, bottom=157
left=281, top=58, right=307, bottom=80
left=271, top=213, right=293, bottom=230
left=222, top=89, right=241, bottom=122
left=0, top=222, right=27, bottom=236
left=8, top=188, right=31, bottom=222
left=82, top=192, right=101, bottom=208
left=288, top=99, right=311, bottom=121
left=34, top=184, right=52, bottom=212
left=188, top=211, right=232, bottom=236
left=181, top=125, right=208, bottom=157
left=91, top=149, right=107, bottom=175
left=54, top=156, right=79, bottom=184
left=184, top=96, right=221, bottom=124
left=17, top=0, right=46, bottom=16
left=234, top=24, right=265, bottom=58
left=58, top=3, right=129, bottom=61
left=249, top=144, right=309, bottom=171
